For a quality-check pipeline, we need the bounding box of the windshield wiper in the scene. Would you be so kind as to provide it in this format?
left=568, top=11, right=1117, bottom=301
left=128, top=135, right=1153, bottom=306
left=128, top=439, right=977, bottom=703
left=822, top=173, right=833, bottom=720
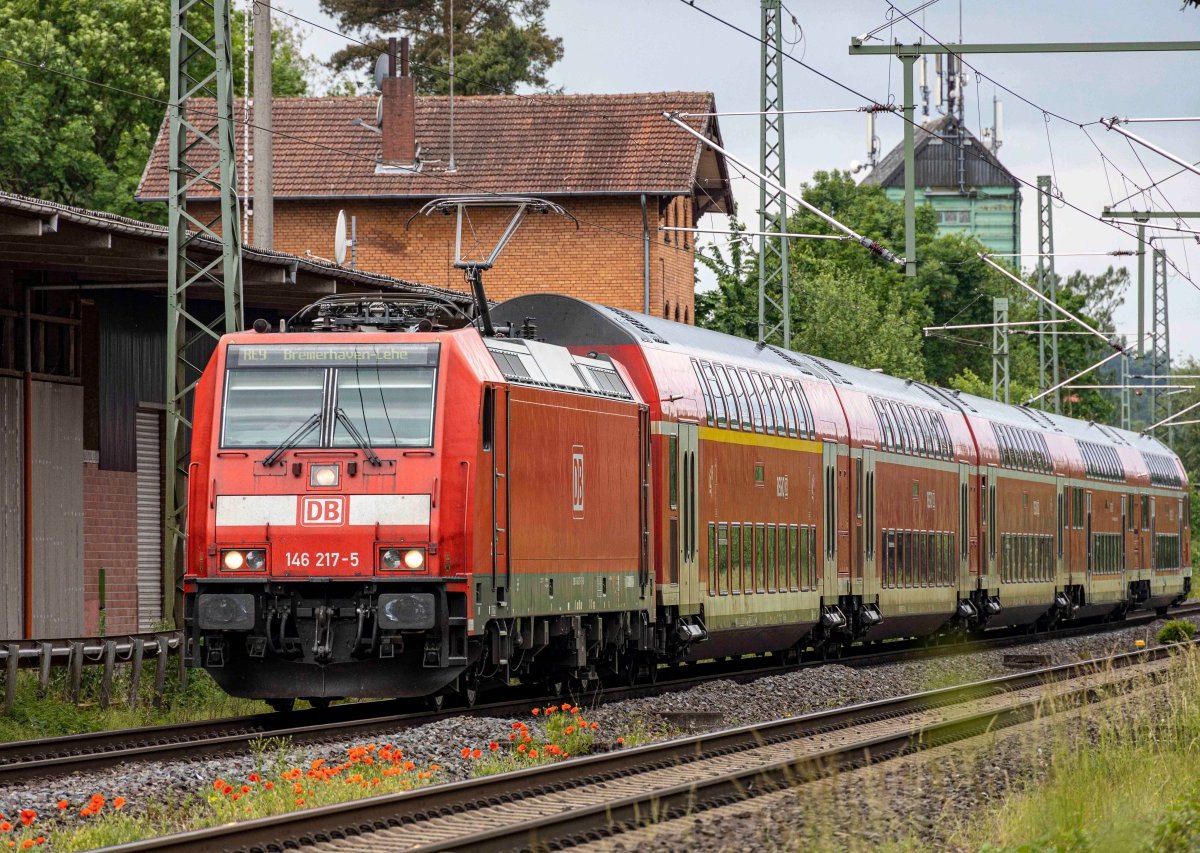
left=335, top=408, right=383, bottom=466
left=263, top=412, right=321, bottom=467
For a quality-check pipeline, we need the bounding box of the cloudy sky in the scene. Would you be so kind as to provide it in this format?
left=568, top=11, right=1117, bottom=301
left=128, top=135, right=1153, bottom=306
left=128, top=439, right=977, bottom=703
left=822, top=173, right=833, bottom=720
left=280, top=0, right=1200, bottom=360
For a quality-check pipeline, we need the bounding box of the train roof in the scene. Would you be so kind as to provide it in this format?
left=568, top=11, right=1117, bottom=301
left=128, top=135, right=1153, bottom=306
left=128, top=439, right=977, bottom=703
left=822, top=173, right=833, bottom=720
left=491, top=294, right=1183, bottom=478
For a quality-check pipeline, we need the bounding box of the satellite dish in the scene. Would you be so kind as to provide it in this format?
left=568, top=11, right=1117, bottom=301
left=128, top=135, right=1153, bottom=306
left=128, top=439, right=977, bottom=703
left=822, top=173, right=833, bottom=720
left=374, top=53, right=389, bottom=92
left=376, top=95, right=383, bottom=127
left=334, top=210, right=348, bottom=265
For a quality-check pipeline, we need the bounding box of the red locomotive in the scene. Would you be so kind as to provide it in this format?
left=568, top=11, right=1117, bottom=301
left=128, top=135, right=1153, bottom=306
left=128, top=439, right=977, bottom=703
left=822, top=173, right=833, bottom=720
left=184, top=292, right=1190, bottom=708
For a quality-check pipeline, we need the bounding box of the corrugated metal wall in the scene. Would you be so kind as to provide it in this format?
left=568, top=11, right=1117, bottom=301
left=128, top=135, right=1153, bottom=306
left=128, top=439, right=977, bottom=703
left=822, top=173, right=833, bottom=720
left=0, top=378, right=22, bottom=638
left=98, top=293, right=165, bottom=472
left=31, top=382, right=83, bottom=638
left=136, top=408, right=163, bottom=631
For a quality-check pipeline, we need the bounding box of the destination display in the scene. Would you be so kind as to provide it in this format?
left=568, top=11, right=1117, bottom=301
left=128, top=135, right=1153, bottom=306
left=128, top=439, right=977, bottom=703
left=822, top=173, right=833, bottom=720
left=226, top=342, right=440, bottom=368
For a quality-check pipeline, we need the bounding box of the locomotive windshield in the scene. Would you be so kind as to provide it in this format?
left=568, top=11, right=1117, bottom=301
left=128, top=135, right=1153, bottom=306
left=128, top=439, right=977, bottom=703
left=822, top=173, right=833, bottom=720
left=221, top=343, right=439, bottom=449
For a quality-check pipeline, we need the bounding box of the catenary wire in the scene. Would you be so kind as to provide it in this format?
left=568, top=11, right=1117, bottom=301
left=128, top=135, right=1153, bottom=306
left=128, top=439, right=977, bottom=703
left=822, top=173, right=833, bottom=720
left=677, top=0, right=1200, bottom=291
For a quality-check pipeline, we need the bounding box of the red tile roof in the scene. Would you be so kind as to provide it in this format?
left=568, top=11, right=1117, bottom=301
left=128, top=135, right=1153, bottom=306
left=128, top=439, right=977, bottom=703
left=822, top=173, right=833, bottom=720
left=137, top=92, right=732, bottom=209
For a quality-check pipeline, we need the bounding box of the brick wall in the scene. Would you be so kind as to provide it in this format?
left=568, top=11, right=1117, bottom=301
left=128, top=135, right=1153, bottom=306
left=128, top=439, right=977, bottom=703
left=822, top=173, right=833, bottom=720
left=196, top=195, right=697, bottom=322
left=83, top=463, right=139, bottom=634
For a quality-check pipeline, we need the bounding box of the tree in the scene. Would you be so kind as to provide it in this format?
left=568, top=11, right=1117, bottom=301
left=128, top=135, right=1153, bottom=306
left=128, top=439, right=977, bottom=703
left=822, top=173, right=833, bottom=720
left=0, top=0, right=311, bottom=220
left=319, top=0, right=563, bottom=95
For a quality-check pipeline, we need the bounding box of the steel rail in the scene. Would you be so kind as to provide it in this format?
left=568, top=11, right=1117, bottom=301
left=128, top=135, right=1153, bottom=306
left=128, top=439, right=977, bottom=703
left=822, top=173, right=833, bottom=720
left=104, top=640, right=1187, bottom=853
left=3, top=602, right=1195, bottom=784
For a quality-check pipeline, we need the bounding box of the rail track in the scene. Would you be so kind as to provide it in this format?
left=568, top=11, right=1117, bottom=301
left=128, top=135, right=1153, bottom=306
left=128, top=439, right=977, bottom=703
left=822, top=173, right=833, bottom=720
left=104, top=637, right=1188, bottom=853
left=0, top=602, right=1194, bottom=786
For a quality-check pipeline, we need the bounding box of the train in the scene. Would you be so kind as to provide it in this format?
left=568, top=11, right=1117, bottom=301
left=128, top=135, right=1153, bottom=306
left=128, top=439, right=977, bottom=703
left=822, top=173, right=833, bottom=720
left=183, top=291, right=1191, bottom=709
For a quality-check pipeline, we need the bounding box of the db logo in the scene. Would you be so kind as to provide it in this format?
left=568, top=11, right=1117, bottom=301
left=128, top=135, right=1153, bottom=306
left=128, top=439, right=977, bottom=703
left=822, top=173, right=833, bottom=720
left=300, top=495, right=347, bottom=526
left=571, top=446, right=585, bottom=518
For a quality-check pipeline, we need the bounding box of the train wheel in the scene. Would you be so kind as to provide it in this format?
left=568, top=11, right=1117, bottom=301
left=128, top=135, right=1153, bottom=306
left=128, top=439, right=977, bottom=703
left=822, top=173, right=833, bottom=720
left=426, top=694, right=445, bottom=712
left=266, top=698, right=295, bottom=713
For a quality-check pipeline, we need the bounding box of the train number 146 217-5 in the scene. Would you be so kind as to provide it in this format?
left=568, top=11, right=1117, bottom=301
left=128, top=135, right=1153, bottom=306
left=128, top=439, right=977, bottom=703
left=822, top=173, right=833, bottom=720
left=285, top=552, right=360, bottom=568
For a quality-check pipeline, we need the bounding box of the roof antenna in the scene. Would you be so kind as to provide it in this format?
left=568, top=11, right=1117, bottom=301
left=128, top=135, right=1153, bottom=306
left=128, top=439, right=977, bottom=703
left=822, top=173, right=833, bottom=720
left=446, top=0, right=457, bottom=173
left=409, top=196, right=578, bottom=336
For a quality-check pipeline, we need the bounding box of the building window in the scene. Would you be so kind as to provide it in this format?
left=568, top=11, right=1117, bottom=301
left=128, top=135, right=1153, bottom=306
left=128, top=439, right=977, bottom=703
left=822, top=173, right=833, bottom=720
left=937, top=210, right=971, bottom=225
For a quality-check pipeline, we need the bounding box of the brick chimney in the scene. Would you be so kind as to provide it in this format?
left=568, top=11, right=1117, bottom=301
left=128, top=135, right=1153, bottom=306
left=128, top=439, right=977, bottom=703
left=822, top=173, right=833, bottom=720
left=382, top=37, right=417, bottom=164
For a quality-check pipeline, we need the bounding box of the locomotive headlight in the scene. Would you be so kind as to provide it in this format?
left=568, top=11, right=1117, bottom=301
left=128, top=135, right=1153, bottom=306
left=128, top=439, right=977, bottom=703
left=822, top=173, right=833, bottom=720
left=402, top=548, right=426, bottom=570
left=244, top=549, right=266, bottom=570
left=380, top=548, right=403, bottom=571
left=220, top=548, right=266, bottom=571
left=222, top=550, right=245, bottom=570
left=310, top=464, right=340, bottom=488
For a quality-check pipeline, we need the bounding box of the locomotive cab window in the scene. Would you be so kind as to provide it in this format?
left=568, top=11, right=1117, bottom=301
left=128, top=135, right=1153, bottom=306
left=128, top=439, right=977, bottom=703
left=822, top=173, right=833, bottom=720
left=221, top=343, right=439, bottom=449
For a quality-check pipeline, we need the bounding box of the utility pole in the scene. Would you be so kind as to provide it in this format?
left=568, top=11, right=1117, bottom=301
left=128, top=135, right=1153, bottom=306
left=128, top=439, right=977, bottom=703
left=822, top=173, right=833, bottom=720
left=758, top=0, right=790, bottom=348
left=1036, top=176, right=1060, bottom=413
left=1152, top=247, right=1172, bottom=443
left=166, top=0, right=243, bottom=627
left=992, top=297, right=1010, bottom=404
left=253, top=0, right=274, bottom=249
left=900, top=47, right=917, bottom=278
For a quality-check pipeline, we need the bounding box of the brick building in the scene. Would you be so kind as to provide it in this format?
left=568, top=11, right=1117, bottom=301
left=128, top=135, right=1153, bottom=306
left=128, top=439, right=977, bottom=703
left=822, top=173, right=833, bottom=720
left=137, top=82, right=733, bottom=323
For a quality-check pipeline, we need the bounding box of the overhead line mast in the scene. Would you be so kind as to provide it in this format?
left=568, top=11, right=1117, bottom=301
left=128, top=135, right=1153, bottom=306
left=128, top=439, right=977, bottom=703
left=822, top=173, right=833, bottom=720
left=166, top=0, right=244, bottom=626
left=758, top=0, right=791, bottom=348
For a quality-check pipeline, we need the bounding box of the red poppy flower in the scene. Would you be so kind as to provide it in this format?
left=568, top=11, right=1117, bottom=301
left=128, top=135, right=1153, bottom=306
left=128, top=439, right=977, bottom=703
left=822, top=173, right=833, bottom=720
left=113, top=797, right=127, bottom=810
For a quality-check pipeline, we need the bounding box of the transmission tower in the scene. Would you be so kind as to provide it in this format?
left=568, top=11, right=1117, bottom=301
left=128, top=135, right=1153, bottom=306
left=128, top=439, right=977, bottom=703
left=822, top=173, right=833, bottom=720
left=1151, top=247, right=1172, bottom=442
left=165, top=0, right=244, bottom=626
left=992, top=297, right=1010, bottom=404
left=1036, top=176, right=1060, bottom=413
left=758, top=0, right=790, bottom=348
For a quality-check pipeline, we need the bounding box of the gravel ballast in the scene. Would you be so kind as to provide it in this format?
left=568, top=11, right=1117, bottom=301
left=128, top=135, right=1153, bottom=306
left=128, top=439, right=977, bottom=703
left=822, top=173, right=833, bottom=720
left=0, top=614, right=1193, bottom=833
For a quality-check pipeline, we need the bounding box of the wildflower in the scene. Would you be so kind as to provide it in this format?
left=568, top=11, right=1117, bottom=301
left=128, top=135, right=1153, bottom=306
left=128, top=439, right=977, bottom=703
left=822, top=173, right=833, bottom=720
left=403, top=760, right=416, bottom=771
left=21, top=842, right=31, bottom=851
left=56, top=801, right=68, bottom=811
left=531, top=707, right=540, bottom=715
left=517, top=744, right=527, bottom=753
left=591, top=722, right=599, bottom=730
left=0, top=822, right=10, bottom=832
left=488, top=741, right=499, bottom=751
left=292, top=783, right=304, bottom=794
left=231, top=793, right=241, bottom=802
left=565, top=726, right=575, bottom=735
left=460, top=747, right=471, bottom=759
left=248, top=773, right=261, bottom=783
left=213, top=779, right=226, bottom=791
left=546, top=705, right=558, bottom=713
left=223, top=785, right=233, bottom=796
left=310, top=758, right=326, bottom=770
left=264, top=782, right=275, bottom=790
left=509, top=733, right=517, bottom=741
left=295, top=799, right=305, bottom=806
left=34, top=840, right=44, bottom=847
left=430, top=764, right=440, bottom=772
left=240, top=785, right=251, bottom=794
left=113, top=797, right=126, bottom=810
left=616, top=737, right=625, bottom=745
left=529, top=749, right=538, bottom=758
left=19, top=811, right=35, bottom=827
left=417, top=771, right=431, bottom=780
left=471, top=749, right=482, bottom=759
left=79, top=808, right=93, bottom=818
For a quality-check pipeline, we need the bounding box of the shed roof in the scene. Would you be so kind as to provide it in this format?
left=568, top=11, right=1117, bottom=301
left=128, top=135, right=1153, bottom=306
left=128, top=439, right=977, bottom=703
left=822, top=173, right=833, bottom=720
left=0, top=191, right=470, bottom=310
left=862, top=114, right=1020, bottom=191
left=136, top=93, right=734, bottom=214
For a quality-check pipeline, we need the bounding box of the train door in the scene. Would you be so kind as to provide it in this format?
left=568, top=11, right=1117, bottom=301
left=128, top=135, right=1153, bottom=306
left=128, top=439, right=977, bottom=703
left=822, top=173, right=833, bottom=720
left=677, top=422, right=700, bottom=614
left=822, top=441, right=839, bottom=602
left=860, top=449, right=877, bottom=601
left=983, top=470, right=997, bottom=590
left=958, top=462, right=971, bottom=589
left=1086, top=491, right=1093, bottom=577
left=1150, top=496, right=1157, bottom=572
left=491, top=386, right=510, bottom=606
left=1121, top=495, right=1129, bottom=575
left=1056, top=477, right=1066, bottom=585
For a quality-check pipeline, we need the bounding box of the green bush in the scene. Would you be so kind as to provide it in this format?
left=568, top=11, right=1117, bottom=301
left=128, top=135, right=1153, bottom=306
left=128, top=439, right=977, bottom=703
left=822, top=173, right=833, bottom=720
left=1157, top=620, right=1197, bottom=645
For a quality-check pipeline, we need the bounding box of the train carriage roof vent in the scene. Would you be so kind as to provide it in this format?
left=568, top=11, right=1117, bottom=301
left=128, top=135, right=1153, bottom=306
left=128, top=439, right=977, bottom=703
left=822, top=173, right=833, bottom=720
left=1091, top=423, right=1129, bottom=446
left=1015, top=405, right=1061, bottom=432
left=762, top=344, right=820, bottom=378
left=781, top=351, right=850, bottom=385
left=913, top=381, right=962, bottom=412
left=603, top=306, right=670, bottom=345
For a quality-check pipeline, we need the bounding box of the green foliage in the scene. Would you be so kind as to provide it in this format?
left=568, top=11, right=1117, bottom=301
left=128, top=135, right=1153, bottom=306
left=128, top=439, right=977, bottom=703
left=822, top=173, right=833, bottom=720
left=319, top=0, right=563, bottom=95
left=697, top=171, right=1124, bottom=422
left=1158, top=620, right=1197, bottom=645
left=0, top=0, right=312, bottom=220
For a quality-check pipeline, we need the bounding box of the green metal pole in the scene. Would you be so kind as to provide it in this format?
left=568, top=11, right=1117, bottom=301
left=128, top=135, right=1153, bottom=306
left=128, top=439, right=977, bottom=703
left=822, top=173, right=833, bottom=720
left=1137, top=222, right=1145, bottom=358
left=902, top=52, right=917, bottom=278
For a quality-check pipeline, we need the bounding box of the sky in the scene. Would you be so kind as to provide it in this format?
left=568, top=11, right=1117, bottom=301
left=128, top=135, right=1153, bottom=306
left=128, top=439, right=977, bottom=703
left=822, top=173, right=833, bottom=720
left=277, top=0, right=1200, bottom=361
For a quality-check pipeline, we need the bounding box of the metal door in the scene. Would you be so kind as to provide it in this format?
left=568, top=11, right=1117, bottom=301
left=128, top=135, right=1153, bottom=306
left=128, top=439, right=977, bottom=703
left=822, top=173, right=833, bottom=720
left=491, top=387, right=510, bottom=601
left=1056, top=477, right=1066, bottom=584
left=822, top=442, right=839, bottom=601
left=677, top=423, right=700, bottom=613
left=1086, top=491, right=1093, bottom=576
left=1150, top=496, right=1157, bottom=571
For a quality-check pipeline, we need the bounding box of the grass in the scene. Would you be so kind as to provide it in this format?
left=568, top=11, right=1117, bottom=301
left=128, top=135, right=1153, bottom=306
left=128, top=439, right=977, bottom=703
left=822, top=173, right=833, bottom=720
left=963, top=647, right=1200, bottom=853
left=0, top=665, right=269, bottom=743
